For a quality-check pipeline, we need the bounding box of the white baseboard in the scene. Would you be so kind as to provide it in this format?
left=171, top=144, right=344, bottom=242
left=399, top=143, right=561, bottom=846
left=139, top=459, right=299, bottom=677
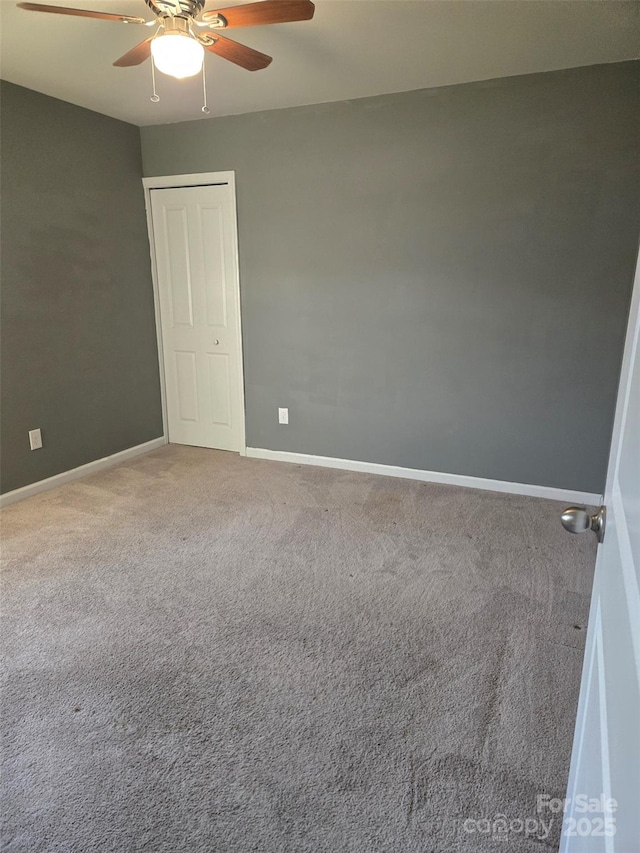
left=246, top=447, right=602, bottom=505
left=0, top=436, right=168, bottom=508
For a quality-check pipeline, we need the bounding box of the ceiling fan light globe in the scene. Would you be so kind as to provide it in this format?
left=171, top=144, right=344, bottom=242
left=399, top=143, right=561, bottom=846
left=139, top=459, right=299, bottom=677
left=151, top=33, right=205, bottom=79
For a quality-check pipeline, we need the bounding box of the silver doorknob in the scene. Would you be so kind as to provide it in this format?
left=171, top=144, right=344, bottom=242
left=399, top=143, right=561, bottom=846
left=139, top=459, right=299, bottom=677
left=561, top=506, right=606, bottom=543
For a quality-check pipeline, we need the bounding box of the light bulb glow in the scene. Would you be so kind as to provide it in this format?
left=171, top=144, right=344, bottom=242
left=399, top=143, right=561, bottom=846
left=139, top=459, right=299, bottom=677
left=151, top=33, right=204, bottom=79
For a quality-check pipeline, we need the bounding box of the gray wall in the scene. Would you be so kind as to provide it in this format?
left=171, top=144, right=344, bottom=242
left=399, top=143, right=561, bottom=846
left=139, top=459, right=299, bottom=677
left=1, top=82, right=163, bottom=494
left=142, top=61, right=640, bottom=494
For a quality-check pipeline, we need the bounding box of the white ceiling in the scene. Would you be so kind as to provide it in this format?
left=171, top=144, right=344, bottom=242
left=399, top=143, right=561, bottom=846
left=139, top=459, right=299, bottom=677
left=1, top=0, right=639, bottom=126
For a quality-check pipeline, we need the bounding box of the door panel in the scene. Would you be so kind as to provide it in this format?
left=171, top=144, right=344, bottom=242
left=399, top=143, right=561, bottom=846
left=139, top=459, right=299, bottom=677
left=165, top=206, right=193, bottom=327
left=151, top=183, right=244, bottom=452
left=201, top=205, right=228, bottom=328
left=207, top=353, right=231, bottom=426
left=175, top=351, right=199, bottom=422
left=561, top=247, right=640, bottom=851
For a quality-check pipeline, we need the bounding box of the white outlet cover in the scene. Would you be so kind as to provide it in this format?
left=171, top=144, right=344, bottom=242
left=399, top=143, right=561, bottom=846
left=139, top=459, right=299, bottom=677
left=278, top=408, right=289, bottom=424
left=29, top=428, right=43, bottom=450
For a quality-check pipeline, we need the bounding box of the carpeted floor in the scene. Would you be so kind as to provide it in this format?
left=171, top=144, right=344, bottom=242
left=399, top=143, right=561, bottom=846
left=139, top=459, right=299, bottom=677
left=1, top=445, right=596, bottom=852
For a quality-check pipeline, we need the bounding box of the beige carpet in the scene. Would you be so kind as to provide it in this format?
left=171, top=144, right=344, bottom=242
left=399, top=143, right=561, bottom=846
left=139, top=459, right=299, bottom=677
left=1, top=445, right=596, bottom=852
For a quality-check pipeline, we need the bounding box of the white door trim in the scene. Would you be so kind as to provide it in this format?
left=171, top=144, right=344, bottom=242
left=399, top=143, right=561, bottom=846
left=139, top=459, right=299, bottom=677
left=142, top=171, right=246, bottom=455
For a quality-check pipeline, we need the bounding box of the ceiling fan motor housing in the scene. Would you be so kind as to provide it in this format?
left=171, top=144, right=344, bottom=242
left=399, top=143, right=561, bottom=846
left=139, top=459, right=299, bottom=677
left=145, top=0, right=206, bottom=18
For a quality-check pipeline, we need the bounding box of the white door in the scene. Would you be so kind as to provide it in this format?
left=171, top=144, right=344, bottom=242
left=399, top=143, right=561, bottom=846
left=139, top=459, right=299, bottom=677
left=560, top=248, right=640, bottom=851
left=150, top=182, right=244, bottom=452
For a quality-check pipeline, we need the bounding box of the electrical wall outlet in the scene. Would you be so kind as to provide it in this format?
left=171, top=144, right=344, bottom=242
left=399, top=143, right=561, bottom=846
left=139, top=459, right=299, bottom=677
left=278, top=407, right=289, bottom=425
left=29, top=428, right=43, bottom=450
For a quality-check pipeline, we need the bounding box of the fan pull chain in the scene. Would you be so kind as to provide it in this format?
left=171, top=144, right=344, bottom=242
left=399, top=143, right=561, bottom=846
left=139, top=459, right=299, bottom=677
left=150, top=55, right=160, bottom=104
left=201, top=63, right=210, bottom=115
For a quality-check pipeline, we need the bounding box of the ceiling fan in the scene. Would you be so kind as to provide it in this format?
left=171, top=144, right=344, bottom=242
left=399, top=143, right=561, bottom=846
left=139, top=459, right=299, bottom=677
left=17, top=0, right=315, bottom=78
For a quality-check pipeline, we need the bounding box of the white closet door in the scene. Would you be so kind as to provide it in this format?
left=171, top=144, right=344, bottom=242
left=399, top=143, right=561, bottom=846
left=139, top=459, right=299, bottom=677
left=560, top=245, right=640, bottom=851
left=151, top=183, right=244, bottom=452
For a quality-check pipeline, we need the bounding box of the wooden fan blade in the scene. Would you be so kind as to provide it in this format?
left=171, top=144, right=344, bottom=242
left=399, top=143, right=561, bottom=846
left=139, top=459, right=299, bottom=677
left=201, top=32, right=272, bottom=71
left=17, top=2, right=146, bottom=24
left=202, top=0, right=314, bottom=29
left=113, top=37, right=153, bottom=67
